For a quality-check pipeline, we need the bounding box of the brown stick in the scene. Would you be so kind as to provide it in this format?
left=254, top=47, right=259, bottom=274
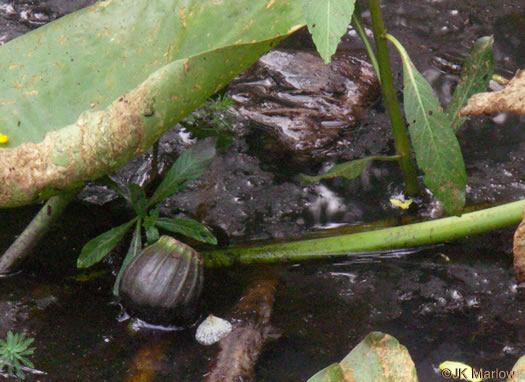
left=205, top=279, right=278, bottom=382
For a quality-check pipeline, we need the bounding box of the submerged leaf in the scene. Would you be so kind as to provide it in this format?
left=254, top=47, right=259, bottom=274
left=447, top=36, right=494, bottom=132
left=300, top=155, right=399, bottom=183
left=148, top=139, right=216, bottom=206
left=77, top=218, right=137, bottom=268
left=387, top=34, right=466, bottom=215
left=303, top=0, right=356, bottom=63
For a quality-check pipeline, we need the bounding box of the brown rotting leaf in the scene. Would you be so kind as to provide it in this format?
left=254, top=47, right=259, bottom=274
left=460, top=70, right=525, bottom=116
left=513, top=207, right=525, bottom=283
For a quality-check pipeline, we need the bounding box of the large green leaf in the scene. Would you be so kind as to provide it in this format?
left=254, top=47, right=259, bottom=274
left=0, top=0, right=305, bottom=207
left=387, top=34, right=466, bottom=215
left=303, top=0, right=356, bottom=63
left=447, top=36, right=494, bottom=132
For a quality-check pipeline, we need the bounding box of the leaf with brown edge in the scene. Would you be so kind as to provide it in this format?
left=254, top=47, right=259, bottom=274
left=460, top=70, right=525, bottom=116
left=513, top=207, right=525, bottom=283
left=339, top=332, right=418, bottom=382
left=0, top=0, right=305, bottom=207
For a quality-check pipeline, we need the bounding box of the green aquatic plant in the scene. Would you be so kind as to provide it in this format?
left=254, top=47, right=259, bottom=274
left=0, top=0, right=513, bottom=279
left=204, top=200, right=525, bottom=267
left=0, top=331, right=36, bottom=380
left=0, top=0, right=304, bottom=273
left=301, top=0, right=493, bottom=215
left=179, top=94, right=235, bottom=150
left=76, top=139, right=218, bottom=296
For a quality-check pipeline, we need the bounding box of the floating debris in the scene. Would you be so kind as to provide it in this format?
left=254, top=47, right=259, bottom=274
left=390, top=198, right=413, bottom=210
left=195, top=314, right=232, bottom=346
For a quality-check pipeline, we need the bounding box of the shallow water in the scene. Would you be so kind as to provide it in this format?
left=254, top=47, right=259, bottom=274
left=1, top=0, right=525, bottom=381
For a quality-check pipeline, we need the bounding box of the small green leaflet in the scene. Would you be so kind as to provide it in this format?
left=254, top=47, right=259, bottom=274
left=145, top=223, right=160, bottom=244
left=0, top=331, right=35, bottom=380
left=300, top=155, right=399, bottom=183
left=387, top=34, right=466, bottom=215
left=77, top=218, right=137, bottom=268
left=155, top=217, right=217, bottom=245
left=303, top=0, right=356, bottom=63
left=447, top=36, right=494, bottom=132
left=113, top=219, right=142, bottom=296
left=148, top=138, right=216, bottom=207
left=128, top=183, right=148, bottom=218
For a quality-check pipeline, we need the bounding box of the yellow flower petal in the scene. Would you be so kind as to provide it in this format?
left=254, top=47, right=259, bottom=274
left=0, top=134, right=8, bottom=144
left=390, top=198, right=413, bottom=210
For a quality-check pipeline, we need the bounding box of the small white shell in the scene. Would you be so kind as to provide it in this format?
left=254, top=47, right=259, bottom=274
left=195, top=314, right=232, bottom=346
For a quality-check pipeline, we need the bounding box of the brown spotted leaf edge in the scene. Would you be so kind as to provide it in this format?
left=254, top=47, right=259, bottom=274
left=460, top=70, right=525, bottom=116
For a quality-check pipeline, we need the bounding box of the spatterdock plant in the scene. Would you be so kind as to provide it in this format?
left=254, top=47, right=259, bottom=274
left=76, top=139, right=218, bottom=296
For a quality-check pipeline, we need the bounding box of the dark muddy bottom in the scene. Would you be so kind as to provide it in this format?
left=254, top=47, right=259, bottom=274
left=1, top=0, right=525, bottom=381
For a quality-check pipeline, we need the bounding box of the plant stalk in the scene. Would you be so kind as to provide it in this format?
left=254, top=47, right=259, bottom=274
left=0, top=188, right=80, bottom=274
left=151, top=140, right=159, bottom=181
left=367, top=0, right=419, bottom=195
left=352, top=1, right=380, bottom=82
left=203, top=199, right=525, bottom=267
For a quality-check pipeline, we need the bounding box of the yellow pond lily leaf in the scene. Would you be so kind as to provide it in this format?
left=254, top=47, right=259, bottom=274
left=0, top=134, right=8, bottom=144
left=390, top=198, right=413, bottom=210
left=439, top=361, right=483, bottom=382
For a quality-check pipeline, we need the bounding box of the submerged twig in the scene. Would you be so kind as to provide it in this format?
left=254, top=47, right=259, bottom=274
left=205, top=278, right=278, bottom=382
left=0, top=188, right=81, bottom=274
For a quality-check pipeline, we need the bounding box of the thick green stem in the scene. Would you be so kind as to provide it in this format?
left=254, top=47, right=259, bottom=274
left=367, top=0, right=419, bottom=196
left=203, top=199, right=525, bottom=267
left=0, top=189, right=80, bottom=274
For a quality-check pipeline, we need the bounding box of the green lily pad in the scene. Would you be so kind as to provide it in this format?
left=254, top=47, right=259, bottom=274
left=0, top=0, right=305, bottom=207
left=339, top=332, right=418, bottom=382
left=509, top=355, right=525, bottom=382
